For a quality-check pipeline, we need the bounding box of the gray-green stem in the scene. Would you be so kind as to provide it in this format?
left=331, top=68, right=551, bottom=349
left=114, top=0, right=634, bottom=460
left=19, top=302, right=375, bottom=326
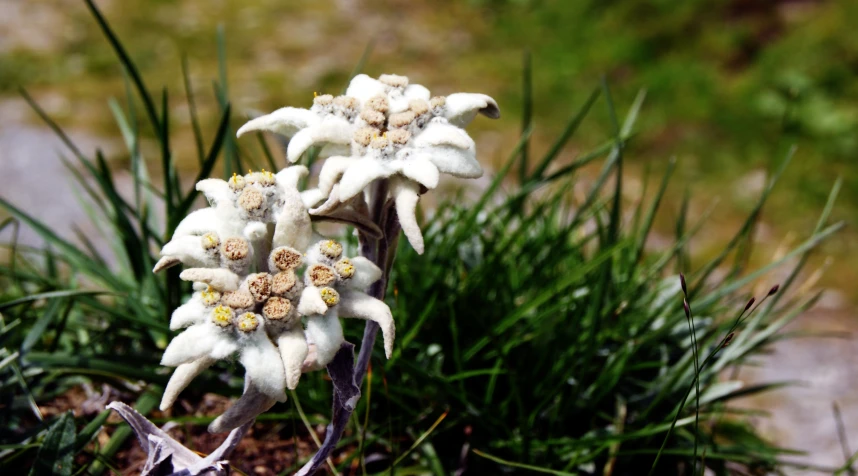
left=296, top=179, right=399, bottom=476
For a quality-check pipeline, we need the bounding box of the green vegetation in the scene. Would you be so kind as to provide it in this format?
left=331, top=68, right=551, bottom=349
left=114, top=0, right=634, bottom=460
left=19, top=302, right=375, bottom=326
left=0, top=1, right=851, bottom=474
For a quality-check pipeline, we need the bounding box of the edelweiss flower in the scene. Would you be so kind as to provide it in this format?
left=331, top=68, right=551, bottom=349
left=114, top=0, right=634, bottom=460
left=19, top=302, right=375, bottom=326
left=235, top=73, right=500, bottom=254
left=154, top=167, right=314, bottom=430
left=297, top=239, right=395, bottom=370
left=153, top=166, right=312, bottom=273
left=160, top=246, right=308, bottom=411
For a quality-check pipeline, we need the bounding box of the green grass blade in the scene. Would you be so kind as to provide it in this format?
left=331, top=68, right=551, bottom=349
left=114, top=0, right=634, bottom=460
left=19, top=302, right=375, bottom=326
left=519, top=50, right=532, bottom=182
left=83, top=0, right=162, bottom=143
left=28, top=411, right=75, bottom=476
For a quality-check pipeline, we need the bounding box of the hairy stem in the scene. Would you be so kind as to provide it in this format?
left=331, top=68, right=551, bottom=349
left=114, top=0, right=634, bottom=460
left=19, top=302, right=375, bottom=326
left=296, top=180, right=398, bottom=475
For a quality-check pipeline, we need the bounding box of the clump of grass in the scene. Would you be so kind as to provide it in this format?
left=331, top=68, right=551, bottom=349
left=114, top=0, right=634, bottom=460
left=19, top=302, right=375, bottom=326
left=0, top=2, right=845, bottom=474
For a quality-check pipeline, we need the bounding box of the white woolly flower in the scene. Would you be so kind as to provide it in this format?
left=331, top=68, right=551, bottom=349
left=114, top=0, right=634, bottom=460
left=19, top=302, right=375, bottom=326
left=298, top=239, right=395, bottom=371
left=159, top=247, right=307, bottom=409
left=235, top=73, right=499, bottom=254
left=153, top=167, right=314, bottom=434
left=153, top=166, right=311, bottom=273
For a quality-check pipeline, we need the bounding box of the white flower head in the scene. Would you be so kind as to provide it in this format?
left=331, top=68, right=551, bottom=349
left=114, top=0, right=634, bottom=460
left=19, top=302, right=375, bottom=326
left=154, top=166, right=312, bottom=273
left=299, top=239, right=394, bottom=371
left=154, top=168, right=313, bottom=433
left=242, top=73, right=501, bottom=254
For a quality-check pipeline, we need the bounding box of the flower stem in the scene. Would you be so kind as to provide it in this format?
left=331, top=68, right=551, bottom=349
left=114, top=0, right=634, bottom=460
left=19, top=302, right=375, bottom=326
left=296, top=180, right=399, bottom=475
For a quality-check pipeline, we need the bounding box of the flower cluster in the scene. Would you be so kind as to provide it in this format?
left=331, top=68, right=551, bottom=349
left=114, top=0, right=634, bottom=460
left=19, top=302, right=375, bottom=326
left=155, top=72, right=497, bottom=435
left=155, top=168, right=393, bottom=432
left=238, top=73, right=499, bottom=254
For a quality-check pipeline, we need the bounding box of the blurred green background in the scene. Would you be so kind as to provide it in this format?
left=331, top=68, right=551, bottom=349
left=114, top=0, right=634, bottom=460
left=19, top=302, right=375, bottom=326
left=2, top=0, right=855, bottom=299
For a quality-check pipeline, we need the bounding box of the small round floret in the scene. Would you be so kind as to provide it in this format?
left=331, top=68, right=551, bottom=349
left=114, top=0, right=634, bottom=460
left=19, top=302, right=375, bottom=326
left=271, top=271, right=298, bottom=295
left=222, top=238, right=250, bottom=261
left=313, top=94, right=334, bottom=106
left=353, top=127, right=377, bottom=147
left=271, top=247, right=302, bottom=271
left=237, top=313, right=259, bottom=332
left=262, top=296, right=292, bottom=320
left=238, top=188, right=264, bottom=212
left=335, top=258, right=355, bottom=279
left=364, top=95, right=389, bottom=113
left=320, top=240, right=343, bottom=259
left=211, top=305, right=233, bottom=327
left=379, top=74, right=408, bottom=89
left=387, top=129, right=411, bottom=145
left=388, top=111, right=417, bottom=129
left=320, top=287, right=340, bottom=307
left=360, top=109, right=385, bottom=127
left=228, top=173, right=246, bottom=191
left=247, top=273, right=272, bottom=302
left=369, top=135, right=390, bottom=150
left=223, top=290, right=254, bottom=310
left=201, top=232, right=220, bottom=250
left=200, top=287, right=221, bottom=306
left=308, top=264, right=336, bottom=287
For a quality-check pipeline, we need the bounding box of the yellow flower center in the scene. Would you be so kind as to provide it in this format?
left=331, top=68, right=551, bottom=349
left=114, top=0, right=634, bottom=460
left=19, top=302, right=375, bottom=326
left=200, top=287, right=221, bottom=306
left=320, top=287, right=340, bottom=307
left=237, top=313, right=259, bottom=332
left=320, top=240, right=343, bottom=260
left=201, top=232, right=220, bottom=250
left=211, top=305, right=233, bottom=327
left=228, top=173, right=246, bottom=191
left=335, top=258, right=355, bottom=279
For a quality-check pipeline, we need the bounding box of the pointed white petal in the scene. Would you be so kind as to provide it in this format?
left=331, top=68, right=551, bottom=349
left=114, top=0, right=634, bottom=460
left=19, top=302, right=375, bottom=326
left=152, top=256, right=180, bottom=273
left=391, top=178, right=424, bottom=254
left=393, top=157, right=440, bottom=189
left=301, top=189, right=325, bottom=209
left=172, top=208, right=219, bottom=238
left=297, top=286, right=327, bottom=316
left=346, top=74, right=386, bottom=103
left=444, top=93, right=501, bottom=128
left=318, top=156, right=357, bottom=196
left=236, top=107, right=319, bottom=138
left=161, top=325, right=237, bottom=366
left=286, top=116, right=353, bottom=163
left=404, top=84, right=431, bottom=101
left=303, top=311, right=343, bottom=369
left=413, top=146, right=482, bottom=179
left=309, top=185, right=342, bottom=216
left=276, top=327, right=309, bottom=390
left=413, top=121, right=475, bottom=150
left=337, top=157, right=393, bottom=201
left=347, top=256, right=382, bottom=291
left=208, top=380, right=276, bottom=434
left=195, top=178, right=232, bottom=205
left=272, top=187, right=312, bottom=252
left=275, top=165, right=309, bottom=191
left=180, top=268, right=242, bottom=291
left=160, top=236, right=218, bottom=269
left=160, top=356, right=216, bottom=411
left=338, top=290, right=395, bottom=359
left=169, top=297, right=208, bottom=330
left=239, top=330, right=287, bottom=401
